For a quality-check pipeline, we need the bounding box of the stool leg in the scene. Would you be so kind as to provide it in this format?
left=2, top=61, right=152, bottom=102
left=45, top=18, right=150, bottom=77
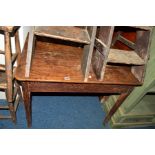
left=22, top=82, right=31, bottom=128
left=4, top=31, right=16, bottom=123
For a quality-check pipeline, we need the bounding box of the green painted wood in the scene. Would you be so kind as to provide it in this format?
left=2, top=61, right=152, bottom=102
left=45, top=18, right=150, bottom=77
left=102, top=27, right=155, bottom=128
left=102, top=95, right=155, bottom=128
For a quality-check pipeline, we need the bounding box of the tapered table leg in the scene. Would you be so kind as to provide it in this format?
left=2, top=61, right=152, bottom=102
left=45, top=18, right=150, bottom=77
left=22, top=82, right=31, bottom=127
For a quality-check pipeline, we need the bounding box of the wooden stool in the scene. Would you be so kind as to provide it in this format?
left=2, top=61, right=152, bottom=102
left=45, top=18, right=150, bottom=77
left=0, top=26, right=22, bottom=123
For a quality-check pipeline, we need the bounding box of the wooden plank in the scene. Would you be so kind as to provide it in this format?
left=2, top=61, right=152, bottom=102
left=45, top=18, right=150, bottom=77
left=25, top=27, right=35, bottom=77
left=0, top=105, right=9, bottom=109
left=131, top=29, right=152, bottom=82
left=0, top=26, right=14, bottom=32
left=0, top=71, right=7, bottom=89
left=0, top=49, right=5, bottom=54
left=34, top=26, right=91, bottom=44
left=118, top=35, right=135, bottom=49
left=81, top=26, right=97, bottom=82
left=130, top=26, right=152, bottom=31
left=0, top=115, right=12, bottom=119
left=0, top=82, right=7, bottom=89
left=15, top=30, right=21, bottom=65
left=11, top=53, right=18, bottom=65
left=108, top=49, right=145, bottom=65
left=92, top=26, right=114, bottom=80
left=0, top=64, right=5, bottom=71
left=14, top=95, right=20, bottom=111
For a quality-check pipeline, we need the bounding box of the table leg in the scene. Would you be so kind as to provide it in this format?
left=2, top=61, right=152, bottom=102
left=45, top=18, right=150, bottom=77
left=103, top=88, right=133, bottom=124
left=22, top=82, right=31, bottom=127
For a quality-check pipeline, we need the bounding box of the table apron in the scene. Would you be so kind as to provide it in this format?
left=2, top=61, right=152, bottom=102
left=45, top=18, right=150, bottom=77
left=23, top=82, right=133, bottom=93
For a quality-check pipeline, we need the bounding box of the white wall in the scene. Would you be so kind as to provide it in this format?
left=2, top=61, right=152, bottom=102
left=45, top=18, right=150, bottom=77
left=0, top=26, right=30, bottom=99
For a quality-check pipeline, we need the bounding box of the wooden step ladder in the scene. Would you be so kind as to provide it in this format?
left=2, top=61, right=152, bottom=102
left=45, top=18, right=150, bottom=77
left=25, top=26, right=97, bottom=82
left=25, top=26, right=152, bottom=84
left=92, top=26, right=152, bottom=81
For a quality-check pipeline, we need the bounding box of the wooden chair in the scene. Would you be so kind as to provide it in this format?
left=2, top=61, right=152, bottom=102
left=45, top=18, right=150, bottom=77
left=0, top=26, right=22, bottom=123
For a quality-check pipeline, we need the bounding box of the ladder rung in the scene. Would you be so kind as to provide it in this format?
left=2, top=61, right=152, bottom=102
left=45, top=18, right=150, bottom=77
left=0, top=105, right=9, bottom=109
left=118, top=35, right=135, bottom=49
left=108, top=49, right=145, bottom=65
left=0, top=115, right=12, bottom=119
left=0, top=64, right=5, bottom=71
left=0, top=49, right=5, bottom=54
left=0, top=83, right=7, bottom=89
left=0, top=71, right=7, bottom=89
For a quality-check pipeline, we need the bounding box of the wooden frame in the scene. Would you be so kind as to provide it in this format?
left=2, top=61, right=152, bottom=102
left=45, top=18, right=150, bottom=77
left=0, top=26, right=22, bottom=122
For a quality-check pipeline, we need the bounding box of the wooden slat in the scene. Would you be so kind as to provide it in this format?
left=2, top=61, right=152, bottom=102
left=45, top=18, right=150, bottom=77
left=12, top=53, right=18, bottom=64
left=34, top=26, right=91, bottom=44
left=0, top=49, right=5, bottom=54
left=81, top=26, right=97, bottom=82
left=0, top=115, right=12, bottom=119
left=0, top=26, right=14, bottom=32
left=13, top=86, right=18, bottom=101
left=118, top=35, right=135, bottom=49
left=108, top=49, right=145, bottom=65
left=25, top=27, right=35, bottom=77
left=130, top=26, right=152, bottom=31
left=15, top=30, right=22, bottom=65
left=0, top=71, right=7, bottom=89
left=0, top=105, right=9, bottom=109
left=92, top=26, right=114, bottom=80
left=14, top=95, right=20, bottom=111
left=0, top=26, right=20, bottom=33
left=0, top=82, right=7, bottom=89
left=131, top=29, right=152, bottom=82
left=0, top=64, right=5, bottom=71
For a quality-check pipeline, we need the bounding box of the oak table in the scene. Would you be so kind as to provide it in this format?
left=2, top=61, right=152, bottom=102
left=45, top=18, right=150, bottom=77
left=15, top=36, right=140, bottom=128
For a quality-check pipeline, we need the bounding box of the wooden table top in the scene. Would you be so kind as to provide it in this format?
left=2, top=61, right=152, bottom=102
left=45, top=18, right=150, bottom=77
left=15, top=35, right=140, bottom=85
